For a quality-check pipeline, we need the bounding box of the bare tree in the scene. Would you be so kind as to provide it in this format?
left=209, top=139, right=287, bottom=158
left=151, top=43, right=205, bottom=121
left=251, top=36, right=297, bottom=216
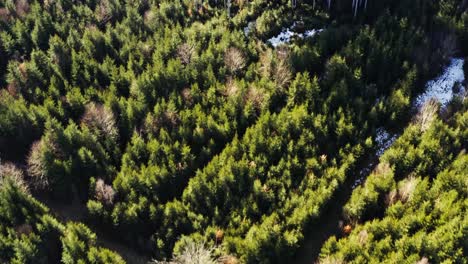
left=177, top=43, right=196, bottom=66
left=15, top=0, right=30, bottom=18
left=27, top=140, right=50, bottom=190
left=224, top=47, right=246, bottom=75
left=81, top=103, right=118, bottom=140
left=152, top=241, right=217, bottom=264
left=415, top=98, right=439, bottom=132
left=95, top=178, right=115, bottom=206
left=272, top=51, right=292, bottom=91
left=0, top=162, right=29, bottom=193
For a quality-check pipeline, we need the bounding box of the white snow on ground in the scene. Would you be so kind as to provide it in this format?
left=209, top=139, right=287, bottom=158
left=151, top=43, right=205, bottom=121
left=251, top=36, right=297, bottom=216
left=414, top=58, right=466, bottom=109
left=352, top=128, right=397, bottom=189
left=375, top=127, right=398, bottom=157
left=267, top=24, right=323, bottom=47
left=352, top=58, right=466, bottom=189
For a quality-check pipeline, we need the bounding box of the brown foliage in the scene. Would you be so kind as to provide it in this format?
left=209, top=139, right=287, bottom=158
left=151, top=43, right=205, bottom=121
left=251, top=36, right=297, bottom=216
left=342, top=224, right=352, bottom=235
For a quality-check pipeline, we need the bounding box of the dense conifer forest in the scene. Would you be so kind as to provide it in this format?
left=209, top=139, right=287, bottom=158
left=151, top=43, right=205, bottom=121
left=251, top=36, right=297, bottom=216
left=0, top=0, right=467, bottom=263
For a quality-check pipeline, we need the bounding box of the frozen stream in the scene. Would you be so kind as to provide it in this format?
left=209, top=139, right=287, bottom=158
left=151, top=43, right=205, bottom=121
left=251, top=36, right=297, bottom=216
left=352, top=57, right=466, bottom=189
left=414, top=58, right=466, bottom=109
left=264, top=23, right=323, bottom=47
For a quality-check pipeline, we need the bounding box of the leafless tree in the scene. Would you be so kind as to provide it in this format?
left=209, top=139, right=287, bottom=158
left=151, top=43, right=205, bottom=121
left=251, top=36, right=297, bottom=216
left=27, top=140, right=51, bottom=190
left=0, top=8, right=9, bottom=22
left=223, top=77, right=240, bottom=98
left=245, top=86, right=265, bottom=110
left=415, top=99, right=439, bottom=132
left=152, top=241, right=217, bottom=264
left=0, top=162, right=29, bottom=193
left=177, top=43, right=196, bottom=66
left=273, top=55, right=292, bottom=91
left=15, top=0, right=30, bottom=18
left=95, top=178, right=115, bottom=206
left=96, top=0, right=112, bottom=25
left=224, top=47, right=246, bottom=75
left=81, top=103, right=118, bottom=140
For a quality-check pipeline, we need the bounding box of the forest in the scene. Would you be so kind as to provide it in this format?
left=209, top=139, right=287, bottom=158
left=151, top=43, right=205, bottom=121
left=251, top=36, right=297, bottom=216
left=0, top=0, right=466, bottom=263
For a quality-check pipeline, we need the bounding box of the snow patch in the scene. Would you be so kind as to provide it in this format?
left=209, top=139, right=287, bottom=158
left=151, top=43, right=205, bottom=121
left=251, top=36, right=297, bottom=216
left=353, top=58, right=466, bottom=190
left=375, top=128, right=398, bottom=157
left=352, top=128, right=397, bottom=189
left=267, top=23, right=323, bottom=47
left=414, top=58, right=466, bottom=109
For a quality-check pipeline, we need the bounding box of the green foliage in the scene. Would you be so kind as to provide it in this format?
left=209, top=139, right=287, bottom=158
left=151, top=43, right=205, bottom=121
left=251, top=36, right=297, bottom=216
left=0, top=177, right=123, bottom=263
left=0, top=0, right=466, bottom=263
left=321, top=102, right=467, bottom=263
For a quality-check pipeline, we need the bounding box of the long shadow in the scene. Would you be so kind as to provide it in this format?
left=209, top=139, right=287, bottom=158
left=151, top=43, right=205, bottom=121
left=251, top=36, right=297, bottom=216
left=292, top=153, right=380, bottom=264
left=34, top=193, right=150, bottom=264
